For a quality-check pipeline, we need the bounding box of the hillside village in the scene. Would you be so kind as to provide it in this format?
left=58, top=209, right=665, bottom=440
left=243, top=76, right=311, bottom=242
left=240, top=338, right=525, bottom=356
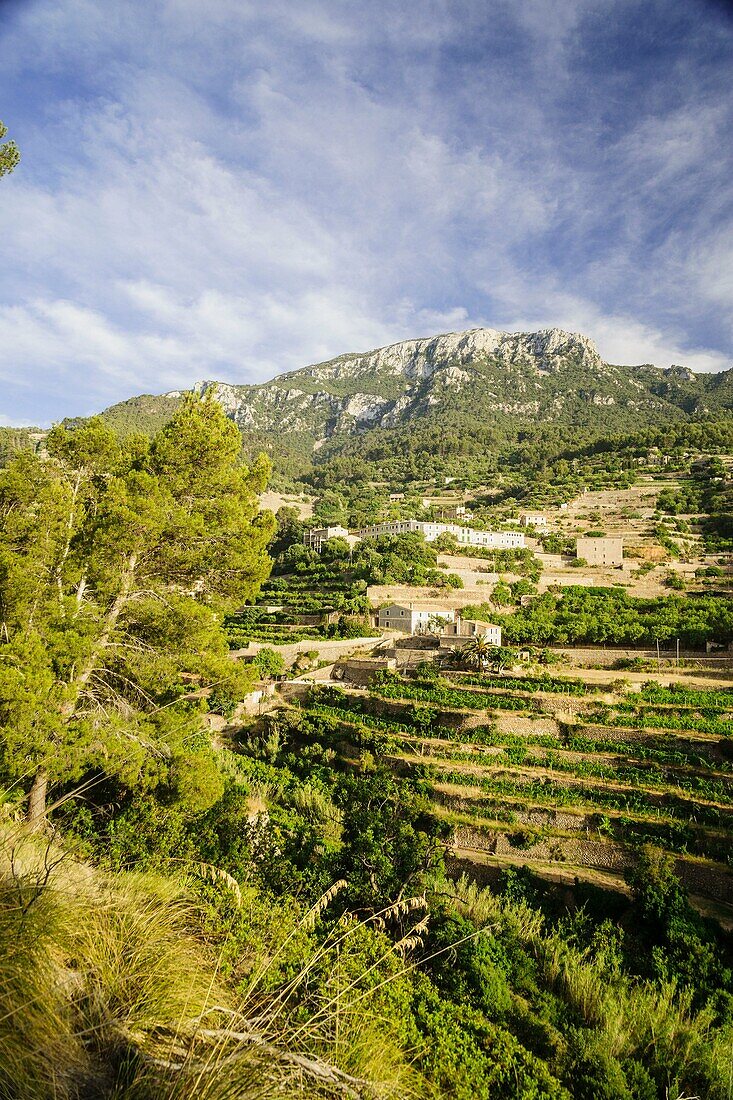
left=238, top=457, right=733, bottom=657
left=216, top=448, right=733, bottom=928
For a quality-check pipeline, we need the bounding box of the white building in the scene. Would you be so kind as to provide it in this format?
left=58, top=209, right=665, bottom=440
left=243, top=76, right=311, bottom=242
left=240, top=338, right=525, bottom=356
left=441, top=618, right=502, bottom=647
left=519, top=513, right=548, bottom=528
left=359, top=519, right=525, bottom=550
left=303, top=525, right=350, bottom=553
left=377, top=603, right=457, bottom=634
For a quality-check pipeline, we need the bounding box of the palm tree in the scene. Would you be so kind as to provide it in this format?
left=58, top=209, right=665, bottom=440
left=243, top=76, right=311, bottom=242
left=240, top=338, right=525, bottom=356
left=460, top=635, right=493, bottom=673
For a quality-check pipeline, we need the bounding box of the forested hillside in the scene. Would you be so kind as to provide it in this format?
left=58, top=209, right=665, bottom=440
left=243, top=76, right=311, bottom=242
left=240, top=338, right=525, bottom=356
left=100, top=328, right=733, bottom=487
left=2, top=395, right=733, bottom=1100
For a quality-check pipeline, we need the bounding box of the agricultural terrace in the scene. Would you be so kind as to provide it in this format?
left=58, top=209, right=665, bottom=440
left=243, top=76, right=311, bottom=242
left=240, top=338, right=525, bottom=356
left=285, top=667, right=733, bottom=908
left=225, top=568, right=376, bottom=646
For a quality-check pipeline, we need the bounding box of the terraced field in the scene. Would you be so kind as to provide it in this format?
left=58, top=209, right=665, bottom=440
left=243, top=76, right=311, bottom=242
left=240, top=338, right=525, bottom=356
left=225, top=569, right=372, bottom=646
left=293, top=670, right=733, bottom=909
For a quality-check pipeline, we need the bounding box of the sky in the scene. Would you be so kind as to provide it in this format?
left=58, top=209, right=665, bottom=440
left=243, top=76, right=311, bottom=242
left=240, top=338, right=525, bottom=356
left=0, top=0, right=732, bottom=425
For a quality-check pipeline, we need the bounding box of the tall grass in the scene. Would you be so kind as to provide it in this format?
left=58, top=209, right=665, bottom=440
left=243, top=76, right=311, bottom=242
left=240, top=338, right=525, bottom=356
left=444, top=875, right=733, bottom=1100
left=0, top=826, right=428, bottom=1099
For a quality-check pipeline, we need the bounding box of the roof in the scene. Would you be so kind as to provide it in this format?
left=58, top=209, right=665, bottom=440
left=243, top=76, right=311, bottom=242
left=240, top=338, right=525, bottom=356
left=380, top=602, right=457, bottom=613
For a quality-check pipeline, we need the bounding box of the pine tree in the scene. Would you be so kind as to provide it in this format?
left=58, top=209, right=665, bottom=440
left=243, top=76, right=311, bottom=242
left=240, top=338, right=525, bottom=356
left=0, top=395, right=275, bottom=822
left=0, top=121, right=19, bottom=178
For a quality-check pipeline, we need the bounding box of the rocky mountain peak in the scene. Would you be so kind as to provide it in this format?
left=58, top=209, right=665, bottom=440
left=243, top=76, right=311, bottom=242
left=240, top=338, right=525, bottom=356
left=285, top=326, right=602, bottom=387
left=163, top=325, right=704, bottom=447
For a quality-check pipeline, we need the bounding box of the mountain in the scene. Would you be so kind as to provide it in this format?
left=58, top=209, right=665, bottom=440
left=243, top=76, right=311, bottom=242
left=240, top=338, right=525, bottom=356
left=94, top=326, right=733, bottom=475
left=185, top=327, right=728, bottom=434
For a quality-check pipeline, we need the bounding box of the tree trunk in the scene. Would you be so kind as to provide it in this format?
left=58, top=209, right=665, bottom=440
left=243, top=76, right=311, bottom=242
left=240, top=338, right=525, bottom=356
left=61, top=551, right=138, bottom=717
left=28, top=767, right=48, bottom=827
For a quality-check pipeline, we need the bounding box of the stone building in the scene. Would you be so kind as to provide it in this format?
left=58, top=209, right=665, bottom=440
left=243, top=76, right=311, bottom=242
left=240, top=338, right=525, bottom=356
left=576, top=536, right=624, bottom=567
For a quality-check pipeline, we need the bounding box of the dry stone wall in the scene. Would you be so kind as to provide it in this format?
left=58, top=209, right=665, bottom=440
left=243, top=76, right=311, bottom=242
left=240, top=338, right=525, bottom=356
left=495, top=713, right=561, bottom=739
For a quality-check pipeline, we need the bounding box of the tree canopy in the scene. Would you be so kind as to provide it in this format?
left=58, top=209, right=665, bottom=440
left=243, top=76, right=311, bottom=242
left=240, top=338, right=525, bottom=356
left=0, top=120, right=19, bottom=177
left=0, top=394, right=275, bottom=821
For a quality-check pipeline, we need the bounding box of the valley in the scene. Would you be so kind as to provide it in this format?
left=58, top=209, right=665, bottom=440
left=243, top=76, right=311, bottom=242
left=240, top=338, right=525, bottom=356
left=3, top=333, right=733, bottom=1100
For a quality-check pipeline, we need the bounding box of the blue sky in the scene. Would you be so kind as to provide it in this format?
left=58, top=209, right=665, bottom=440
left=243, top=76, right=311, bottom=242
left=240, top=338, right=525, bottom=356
left=0, top=0, right=732, bottom=425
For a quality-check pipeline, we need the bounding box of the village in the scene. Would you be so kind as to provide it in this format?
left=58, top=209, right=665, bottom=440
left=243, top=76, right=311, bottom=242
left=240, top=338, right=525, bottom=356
left=248, top=463, right=732, bottom=678
left=217, top=465, right=733, bottom=921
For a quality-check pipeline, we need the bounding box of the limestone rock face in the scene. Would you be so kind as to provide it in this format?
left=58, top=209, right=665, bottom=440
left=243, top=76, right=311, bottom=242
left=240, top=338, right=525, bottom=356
left=190, top=327, right=611, bottom=441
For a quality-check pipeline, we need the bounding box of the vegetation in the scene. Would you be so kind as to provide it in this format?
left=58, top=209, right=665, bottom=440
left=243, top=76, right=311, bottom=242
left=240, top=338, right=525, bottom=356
left=0, top=397, right=274, bottom=824
left=3, top=379, right=733, bottom=1096
left=0, top=120, right=19, bottom=177
left=464, top=587, right=733, bottom=647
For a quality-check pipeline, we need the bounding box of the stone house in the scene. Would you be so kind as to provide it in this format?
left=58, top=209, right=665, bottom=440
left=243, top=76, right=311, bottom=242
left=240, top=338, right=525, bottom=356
left=440, top=618, right=502, bottom=647
left=576, top=536, right=624, bottom=567
left=303, top=525, right=350, bottom=552
left=376, top=603, right=457, bottom=634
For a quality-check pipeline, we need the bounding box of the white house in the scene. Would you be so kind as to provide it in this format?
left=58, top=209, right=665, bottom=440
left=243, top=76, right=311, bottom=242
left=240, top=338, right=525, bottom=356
left=359, top=519, right=525, bottom=550
left=519, top=513, right=548, bottom=529
left=440, top=618, right=502, bottom=647
left=377, top=603, right=457, bottom=634
left=303, top=525, right=350, bottom=553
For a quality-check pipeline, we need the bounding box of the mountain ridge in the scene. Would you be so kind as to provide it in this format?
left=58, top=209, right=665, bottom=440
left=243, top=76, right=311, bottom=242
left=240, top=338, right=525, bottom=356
left=164, top=325, right=732, bottom=439
left=87, top=325, right=733, bottom=480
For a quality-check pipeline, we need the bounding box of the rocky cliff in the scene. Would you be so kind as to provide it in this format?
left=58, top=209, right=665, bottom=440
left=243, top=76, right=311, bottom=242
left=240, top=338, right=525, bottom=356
left=186, top=328, right=635, bottom=437
left=101, top=326, right=732, bottom=454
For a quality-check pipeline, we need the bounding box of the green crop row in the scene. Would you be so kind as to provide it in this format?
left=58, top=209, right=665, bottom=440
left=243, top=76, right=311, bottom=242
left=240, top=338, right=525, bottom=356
left=447, top=671, right=593, bottom=696
left=428, top=767, right=733, bottom=829
left=371, top=675, right=542, bottom=713
left=226, top=628, right=325, bottom=648
left=404, top=740, right=733, bottom=803
left=566, top=733, right=728, bottom=771
left=305, top=703, right=500, bottom=745
left=311, top=696, right=729, bottom=772
left=634, top=683, right=733, bottom=709
left=593, top=708, right=733, bottom=737
left=441, top=795, right=732, bottom=863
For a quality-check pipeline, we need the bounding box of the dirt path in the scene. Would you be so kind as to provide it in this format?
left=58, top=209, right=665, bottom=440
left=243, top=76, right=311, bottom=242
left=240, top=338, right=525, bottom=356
left=550, top=665, right=733, bottom=690
left=233, top=634, right=388, bottom=666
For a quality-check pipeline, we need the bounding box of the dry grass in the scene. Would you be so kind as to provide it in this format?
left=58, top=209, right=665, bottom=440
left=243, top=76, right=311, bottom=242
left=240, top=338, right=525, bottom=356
left=0, top=825, right=430, bottom=1100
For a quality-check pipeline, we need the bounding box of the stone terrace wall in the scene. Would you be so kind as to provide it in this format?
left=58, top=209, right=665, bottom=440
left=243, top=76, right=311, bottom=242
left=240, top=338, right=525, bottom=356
left=495, top=713, right=562, bottom=739
left=552, top=646, right=733, bottom=669
left=449, top=830, right=733, bottom=905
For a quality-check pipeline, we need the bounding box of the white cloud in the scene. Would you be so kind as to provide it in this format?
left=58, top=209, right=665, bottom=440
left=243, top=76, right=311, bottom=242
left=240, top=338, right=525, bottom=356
left=0, top=0, right=731, bottom=424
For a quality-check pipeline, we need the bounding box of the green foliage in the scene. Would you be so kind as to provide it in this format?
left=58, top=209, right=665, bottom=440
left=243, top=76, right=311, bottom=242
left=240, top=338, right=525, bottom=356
left=466, top=587, right=733, bottom=647
left=351, top=532, right=444, bottom=585
left=0, top=395, right=275, bottom=820
left=333, top=768, right=449, bottom=907
left=99, top=393, right=183, bottom=438
left=252, top=646, right=286, bottom=680
left=0, top=120, right=19, bottom=177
